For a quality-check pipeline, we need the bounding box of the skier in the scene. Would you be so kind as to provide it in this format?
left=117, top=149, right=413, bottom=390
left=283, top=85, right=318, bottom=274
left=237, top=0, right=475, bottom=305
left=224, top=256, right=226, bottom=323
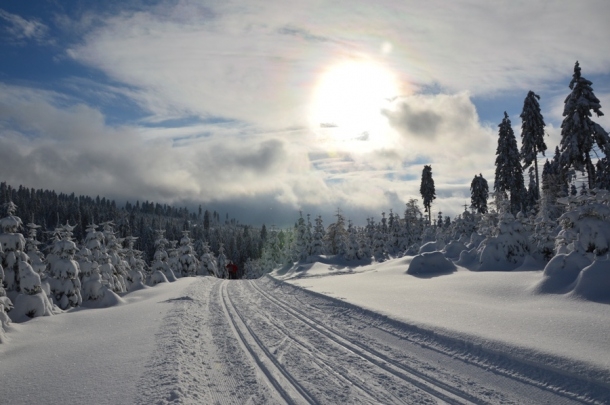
left=226, top=261, right=238, bottom=280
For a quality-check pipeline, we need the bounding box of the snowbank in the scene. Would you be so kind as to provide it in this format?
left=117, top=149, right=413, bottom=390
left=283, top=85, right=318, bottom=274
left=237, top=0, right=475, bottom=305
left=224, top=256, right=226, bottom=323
left=275, top=256, right=610, bottom=374
left=406, top=251, right=456, bottom=275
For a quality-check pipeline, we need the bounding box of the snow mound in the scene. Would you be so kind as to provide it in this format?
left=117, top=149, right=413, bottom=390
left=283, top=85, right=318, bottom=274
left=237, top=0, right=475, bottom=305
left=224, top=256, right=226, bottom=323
left=9, top=292, right=58, bottom=322
left=406, top=251, right=456, bottom=275
left=442, top=240, right=468, bottom=259
left=418, top=241, right=442, bottom=254
left=533, top=252, right=592, bottom=294
left=80, top=290, right=125, bottom=309
left=571, top=257, right=610, bottom=302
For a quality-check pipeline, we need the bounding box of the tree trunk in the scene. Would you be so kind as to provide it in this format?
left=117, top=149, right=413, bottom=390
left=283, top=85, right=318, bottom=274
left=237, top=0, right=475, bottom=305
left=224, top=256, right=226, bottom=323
left=585, top=153, right=596, bottom=190
left=534, top=146, right=540, bottom=197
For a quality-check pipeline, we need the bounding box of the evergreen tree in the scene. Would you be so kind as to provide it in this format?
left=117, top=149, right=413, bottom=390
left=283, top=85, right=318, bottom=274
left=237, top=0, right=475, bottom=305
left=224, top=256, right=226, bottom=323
left=470, top=174, right=489, bottom=214
left=559, top=61, right=610, bottom=189
left=596, top=157, right=610, bottom=190
left=495, top=112, right=525, bottom=213
left=294, top=212, right=309, bottom=262
left=310, top=216, right=326, bottom=255
left=525, top=167, right=540, bottom=213
left=403, top=199, right=423, bottom=250
left=199, top=242, right=218, bottom=277
left=419, top=165, right=436, bottom=223
left=325, top=209, right=348, bottom=256
left=520, top=91, right=547, bottom=196
left=344, top=220, right=362, bottom=261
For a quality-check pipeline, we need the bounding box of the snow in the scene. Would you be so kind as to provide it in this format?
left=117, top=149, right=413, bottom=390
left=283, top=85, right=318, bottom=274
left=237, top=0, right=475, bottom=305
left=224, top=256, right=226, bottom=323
left=406, top=251, right=456, bottom=275
left=0, top=278, right=196, bottom=405
left=274, top=257, right=610, bottom=376
left=1, top=257, right=609, bottom=404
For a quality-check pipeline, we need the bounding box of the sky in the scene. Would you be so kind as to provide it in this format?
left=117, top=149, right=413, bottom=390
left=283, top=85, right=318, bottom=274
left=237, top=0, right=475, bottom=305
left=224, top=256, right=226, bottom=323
left=1, top=0, right=609, bottom=227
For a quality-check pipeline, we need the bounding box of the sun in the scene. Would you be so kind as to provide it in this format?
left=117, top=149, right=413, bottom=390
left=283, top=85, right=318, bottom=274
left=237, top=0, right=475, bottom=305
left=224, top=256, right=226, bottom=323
left=309, top=59, right=399, bottom=146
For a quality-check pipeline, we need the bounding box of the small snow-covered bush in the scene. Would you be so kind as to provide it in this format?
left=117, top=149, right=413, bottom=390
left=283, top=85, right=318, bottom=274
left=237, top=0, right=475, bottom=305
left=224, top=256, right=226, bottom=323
left=534, top=252, right=592, bottom=294
left=534, top=190, right=610, bottom=301
left=442, top=240, right=468, bottom=259
left=475, top=200, right=530, bottom=271
left=407, top=251, right=456, bottom=275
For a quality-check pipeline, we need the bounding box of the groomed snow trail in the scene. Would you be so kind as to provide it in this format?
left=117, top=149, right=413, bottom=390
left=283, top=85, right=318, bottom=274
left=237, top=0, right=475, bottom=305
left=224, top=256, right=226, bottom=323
left=137, top=277, right=607, bottom=404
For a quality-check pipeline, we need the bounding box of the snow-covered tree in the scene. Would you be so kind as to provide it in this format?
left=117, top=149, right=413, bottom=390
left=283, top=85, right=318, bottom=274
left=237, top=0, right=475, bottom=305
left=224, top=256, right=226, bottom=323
left=556, top=191, right=610, bottom=257
left=403, top=200, right=424, bottom=253
left=199, top=242, right=218, bottom=277
left=150, top=229, right=174, bottom=284
left=217, top=243, right=229, bottom=278
left=0, top=246, right=12, bottom=339
left=596, top=157, right=610, bottom=190
left=123, top=236, right=146, bottom=290
left=470, top=174, right=489, bottom=214
left=525, top=167, right=540, bottom=213
left=344, top=220, right=363, bottom=261
left=520, top=90, right=547, bottom=196
left=310, top=216, right=326, bottom=256
left=475, top=197, right=530, bottom=271
left=325, top=209, right=348, bottom=256
left=387, top=210, right=404, bottom=255
left=165, top=241, right=180, bottom=278
left=294, top=212, right=310, bottom=262
left=178, top=231, right=199, bottom=277
left=530, top=193, right=558, bottom=261
left=372, top=224, right=387, bottom=262
left=495, top=112, right=525, bottom=213
left=8, top=260, right=58, bottom=321
left=47, top=225, right=82, bottom=310
left=420, top=165, right=436, bottom=223
left=559, top=61, right=610, bottom=189
left=25, top=222, right=46, bottom=276
left=0, top=202, right=27, bottom=293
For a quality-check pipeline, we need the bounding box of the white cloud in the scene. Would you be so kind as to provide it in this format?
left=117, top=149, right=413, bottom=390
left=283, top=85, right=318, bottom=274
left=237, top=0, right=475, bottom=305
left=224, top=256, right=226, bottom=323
left=0, top=82, right=502, bottom=222
left=2, top=0, right=610, bottom=225
left=0, top=9, right=48, bottom=44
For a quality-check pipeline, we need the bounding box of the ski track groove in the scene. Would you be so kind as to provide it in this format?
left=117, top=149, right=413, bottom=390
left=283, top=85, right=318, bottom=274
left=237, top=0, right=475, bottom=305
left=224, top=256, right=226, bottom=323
left=220, top=280, right=315, bottom=404
left=240, top=287, right=410, bottom=405
left=136, top=279, right=278, bottom=405
left=248, top=279, right=495, bottom=405
left=261, top=311, right=400, bottom=405
left=134, top=277, right=604, bottom=404
left=264, top=277, right=609, bottom=405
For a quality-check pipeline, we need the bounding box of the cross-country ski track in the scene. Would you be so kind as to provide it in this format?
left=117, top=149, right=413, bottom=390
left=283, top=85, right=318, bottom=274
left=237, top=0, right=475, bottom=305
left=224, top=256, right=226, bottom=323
left=137, top=277, right=608, bottom=404
left=2, top=276, right=609, bottom=405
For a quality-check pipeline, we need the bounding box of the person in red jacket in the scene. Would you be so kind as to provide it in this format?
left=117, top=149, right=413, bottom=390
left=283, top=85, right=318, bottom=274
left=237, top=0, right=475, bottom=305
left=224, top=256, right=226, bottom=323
left=226, top=261, right=238, bottom=279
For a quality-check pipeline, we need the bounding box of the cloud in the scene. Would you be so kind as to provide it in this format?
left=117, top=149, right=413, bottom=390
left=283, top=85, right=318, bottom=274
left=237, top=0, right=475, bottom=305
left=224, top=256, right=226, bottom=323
left=383, top=103, right=441, bottom=138
left=0, top=9, right=48, bottom=44
left=3, top=0, right=610, bottom=226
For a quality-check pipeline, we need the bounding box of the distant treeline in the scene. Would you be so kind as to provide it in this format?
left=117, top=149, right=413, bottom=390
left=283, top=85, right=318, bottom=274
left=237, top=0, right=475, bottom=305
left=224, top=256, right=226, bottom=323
left=0, top=181, right=266, bottom=266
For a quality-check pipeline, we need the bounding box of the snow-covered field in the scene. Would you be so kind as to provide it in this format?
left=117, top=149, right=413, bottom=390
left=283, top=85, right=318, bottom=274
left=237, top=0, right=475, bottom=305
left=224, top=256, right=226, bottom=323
left=1, top=257, right=609, bottom=404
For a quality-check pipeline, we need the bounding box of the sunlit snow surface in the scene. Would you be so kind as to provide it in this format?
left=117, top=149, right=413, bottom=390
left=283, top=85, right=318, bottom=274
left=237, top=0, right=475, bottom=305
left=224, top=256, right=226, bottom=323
left=1, top=257, right=609, bottom=404
left=275, top=256, right=610, bottom=372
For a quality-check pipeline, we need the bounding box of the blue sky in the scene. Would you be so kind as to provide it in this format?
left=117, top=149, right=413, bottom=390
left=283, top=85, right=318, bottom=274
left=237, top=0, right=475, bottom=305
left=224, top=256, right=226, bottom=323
left=1, top=0, right=609, bottom=227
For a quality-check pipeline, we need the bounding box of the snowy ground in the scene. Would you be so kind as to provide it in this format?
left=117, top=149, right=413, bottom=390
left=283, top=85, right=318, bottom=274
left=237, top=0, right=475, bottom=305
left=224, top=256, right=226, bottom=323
left=1, top=257, right=610, bottom=404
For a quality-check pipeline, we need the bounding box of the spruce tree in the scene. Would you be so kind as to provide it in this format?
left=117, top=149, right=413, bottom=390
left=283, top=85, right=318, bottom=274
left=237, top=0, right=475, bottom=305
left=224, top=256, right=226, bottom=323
left=520, top=90, right=547, bottom=197
left=419, top=165, right=436, bottom=223
left=494, top=112, right=525, bottom=213
left=596, top=158, right=610, bottom=190
left=559, top=61, right=610, bottom=189
left=470, top=174, right=489, bottom=214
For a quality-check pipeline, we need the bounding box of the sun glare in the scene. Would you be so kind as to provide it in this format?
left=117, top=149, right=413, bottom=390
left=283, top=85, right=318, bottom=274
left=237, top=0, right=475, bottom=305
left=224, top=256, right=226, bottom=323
left=309, top=59, right=399, bottom=148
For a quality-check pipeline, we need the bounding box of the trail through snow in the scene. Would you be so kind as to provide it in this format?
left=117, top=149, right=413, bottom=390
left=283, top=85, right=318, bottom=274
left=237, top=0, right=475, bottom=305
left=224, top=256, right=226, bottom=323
left=2, top=276, right=609, bottom=404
